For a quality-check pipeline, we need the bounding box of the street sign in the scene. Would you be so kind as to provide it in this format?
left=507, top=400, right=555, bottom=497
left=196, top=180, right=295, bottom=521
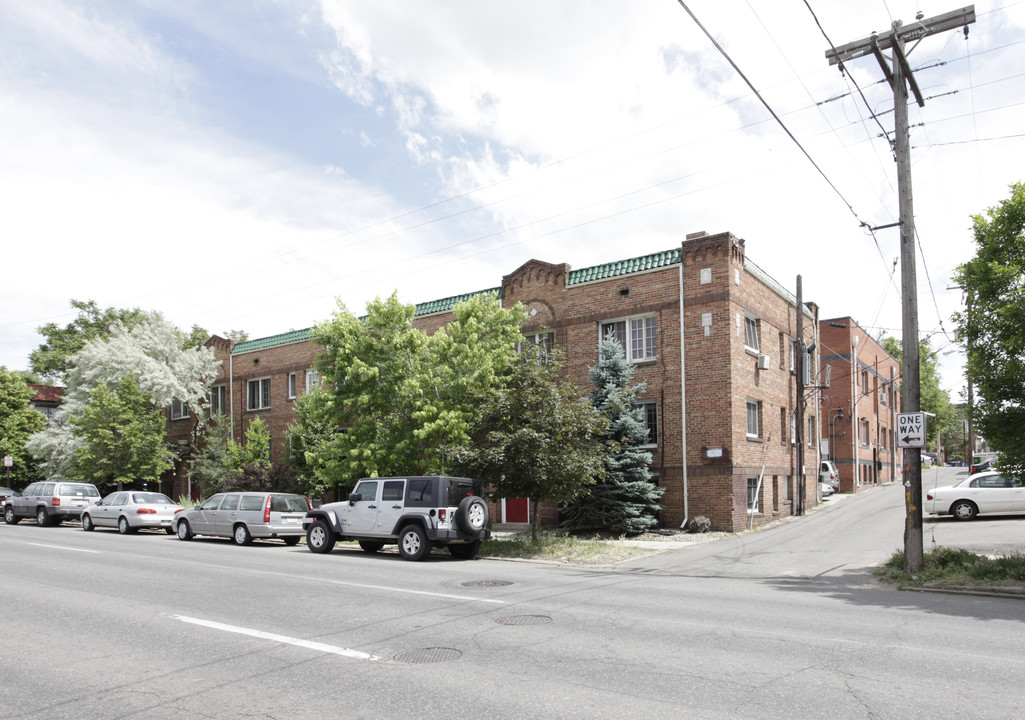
left=897, top=412, right=927, bottom=448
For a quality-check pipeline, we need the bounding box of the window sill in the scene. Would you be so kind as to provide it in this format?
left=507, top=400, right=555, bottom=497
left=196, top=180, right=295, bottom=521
left=746, top=435, right=763, bottom=443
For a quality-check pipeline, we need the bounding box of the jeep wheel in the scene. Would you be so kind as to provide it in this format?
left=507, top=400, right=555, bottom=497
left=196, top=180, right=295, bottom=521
left=36, top=507, right=50, bottom=527
left=306, top=520, right=336, bottom=554
left=82, top=513, right=95, bottom=532
left=448, top=540, right=481, bottom=560
left=5, top=506, right=20, bottom=525
left=358, top=540, right=385, bottom=554
left=176, top=520, right=194, bottom=541
left=455, top=496, right=489, bottom=534
left=398, top=524, right=430, bottom=561
left=233, top=524, right=253, bottom=546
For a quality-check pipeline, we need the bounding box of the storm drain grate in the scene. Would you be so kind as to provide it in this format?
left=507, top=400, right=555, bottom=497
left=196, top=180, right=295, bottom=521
left=460, top=579, right=514, bottom=588
left=495, top=615, right=552, bottom=626
left=393, top=647, right=463, bottom=664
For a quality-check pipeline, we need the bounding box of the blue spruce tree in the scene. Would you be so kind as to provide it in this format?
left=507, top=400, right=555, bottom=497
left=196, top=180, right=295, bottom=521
left=561, top=334, right=664, bottom=534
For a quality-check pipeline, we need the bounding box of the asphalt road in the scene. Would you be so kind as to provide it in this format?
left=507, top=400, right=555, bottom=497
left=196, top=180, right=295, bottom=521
left=2, top=478, right=1023, bottom=720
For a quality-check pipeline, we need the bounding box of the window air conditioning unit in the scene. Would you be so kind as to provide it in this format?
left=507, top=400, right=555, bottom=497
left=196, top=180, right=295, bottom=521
left=757, top=354, right=771, bottom=370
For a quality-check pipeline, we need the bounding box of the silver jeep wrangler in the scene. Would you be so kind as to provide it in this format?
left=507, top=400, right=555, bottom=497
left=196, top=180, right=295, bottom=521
left=302, top=476, right=490, bottom=561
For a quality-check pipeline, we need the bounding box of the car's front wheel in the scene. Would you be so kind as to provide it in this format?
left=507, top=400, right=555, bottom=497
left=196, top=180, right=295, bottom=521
left=82, top=514, right=95, bottom=532
left=233, top=524, right=253, bottom=546
left=306, top=520, right=336, bottom=554
left=398, top=524, right=430, bottom=561
left=176, top=520, right=194, bottom=541
left=951, top=500, right=978, bottom=521
left=5, top=506, right=20, bottom=525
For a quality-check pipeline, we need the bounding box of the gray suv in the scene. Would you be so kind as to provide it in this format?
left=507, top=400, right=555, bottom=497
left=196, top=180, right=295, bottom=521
left=4, top=481, right=100, bottom=526
left=303, top=476, right=490, bottom=561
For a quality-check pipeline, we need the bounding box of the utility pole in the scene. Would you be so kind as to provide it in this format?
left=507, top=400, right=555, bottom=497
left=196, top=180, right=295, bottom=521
left=826, top=6, right=975, bottom=573
left=796, top=275, right=805, bottom=516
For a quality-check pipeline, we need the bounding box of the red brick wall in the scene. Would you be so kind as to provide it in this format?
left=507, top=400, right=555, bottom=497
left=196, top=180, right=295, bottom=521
left=819, top=318, right=901, bottom=493
left=166, top=234, right=823, bottom=532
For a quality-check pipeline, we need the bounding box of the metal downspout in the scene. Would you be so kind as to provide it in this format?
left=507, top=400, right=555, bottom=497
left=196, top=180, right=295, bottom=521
left=679, top=261, right=689, bottom=525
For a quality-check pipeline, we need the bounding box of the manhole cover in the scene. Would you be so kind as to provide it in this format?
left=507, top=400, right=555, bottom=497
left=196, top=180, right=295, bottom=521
left=495, top=615, right=552, bottom=626
left=393, top=647, right=463, bottom=664
left=460, top=579, right=514, bottom=588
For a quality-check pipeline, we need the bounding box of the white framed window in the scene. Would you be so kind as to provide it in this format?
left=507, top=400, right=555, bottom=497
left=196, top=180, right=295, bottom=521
left=861, top=418, right=870, bottom=445
left=210, top=385, right=226, bottom=415
left=747, top=477, right=760, bottom=513
left=744, top=314, right=759, bottom=352
left=520, top=331, right=554, bottom=355
left=287, top=372, right=297, bottom=400
left=746, top=400, right=761, bottom=438
left=599, top=315, right=656, bottom=362
left=171, top=400, right=189, bottom=420
left=862, top=370, right=870, bottom=395
left=790, top=411, right=797, bottom=445
left=305, top=369, right=321, bottom=392
left=247, top=377, right=271, bottom=411
left=638, top=402, right=658, bottom=447
left=808, top=416, right=816, bottom=447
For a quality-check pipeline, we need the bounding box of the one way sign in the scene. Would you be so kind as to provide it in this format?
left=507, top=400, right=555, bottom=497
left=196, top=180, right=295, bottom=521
left=897, top=412, right=927, bottom=448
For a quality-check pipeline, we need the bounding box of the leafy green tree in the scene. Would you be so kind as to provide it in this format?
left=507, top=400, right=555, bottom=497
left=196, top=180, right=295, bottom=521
left=311, top=292, right=526, bottom=480
left=449, top=345, right=608, bottom=540
left=30, top=300, right=152, bottom=382
left=954, top=182, right=1025, bottom=475
left=69, top=374, right=172, bottom=490
left=880, top=335, right=954, bottom=448
left=28, top=314, right=220, bottom=479
left=561, top=336, right=663, bottom=534
left=222, top=417, right=298, bottom=493
left=286, top=388, right=341, bottom=499
left=190, top=413, right=234, bottom=495
left=0, top=366, right=46, bottom=488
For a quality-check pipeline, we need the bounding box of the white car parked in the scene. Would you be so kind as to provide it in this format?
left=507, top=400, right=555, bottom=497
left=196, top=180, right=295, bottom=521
left=924, top=471, right=1025, bottom=521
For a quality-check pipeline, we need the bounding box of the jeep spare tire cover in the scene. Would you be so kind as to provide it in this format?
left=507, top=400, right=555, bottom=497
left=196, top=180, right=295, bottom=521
left=455, top=496, right=489, bottom=533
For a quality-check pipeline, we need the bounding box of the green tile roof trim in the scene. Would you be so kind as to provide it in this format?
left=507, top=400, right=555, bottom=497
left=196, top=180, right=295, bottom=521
left=414, top=288, right=502, bottom=317
left=567, top=248, right=682, bottom=285
left=233, top=327, right=316, bottom=354
left=229, top=248, right=802, bottom=353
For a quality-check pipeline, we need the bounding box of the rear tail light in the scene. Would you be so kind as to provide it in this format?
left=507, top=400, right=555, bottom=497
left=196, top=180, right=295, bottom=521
left=439, top=508, right=447, bottom=521
left=174, top=508, right=184, bottom=514
left=926, top=493, right=934, bottom=501
left=305, top=496, right=312, bottom=510
left=264, top=496, right=271, bottom=523
left=52, top=497, right=61, bottom=506
left=136, top=508, right=157, bottom=515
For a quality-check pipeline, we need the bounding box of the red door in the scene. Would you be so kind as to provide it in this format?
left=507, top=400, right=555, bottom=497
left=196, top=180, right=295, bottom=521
left=504, top=497, right=529, bottom=523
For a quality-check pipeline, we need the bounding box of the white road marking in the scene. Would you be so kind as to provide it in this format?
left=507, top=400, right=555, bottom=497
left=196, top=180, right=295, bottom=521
left=328, top=579, right=508, bottom=604
left=25, top=542, right=99, bottom=554
left=171, top=615, right=384, bottom=662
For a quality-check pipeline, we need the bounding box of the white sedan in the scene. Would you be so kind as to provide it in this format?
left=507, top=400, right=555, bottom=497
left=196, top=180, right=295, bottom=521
left=81, top=491, right=183, bottom=534
left=925, top=471, right=1025, bottom=521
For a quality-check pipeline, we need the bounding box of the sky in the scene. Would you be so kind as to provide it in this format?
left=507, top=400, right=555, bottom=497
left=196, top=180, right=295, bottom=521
left=1, top=0, right=1022, bottom=398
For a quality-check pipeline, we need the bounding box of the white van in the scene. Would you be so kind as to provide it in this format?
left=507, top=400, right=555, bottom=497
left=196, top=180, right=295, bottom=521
left=819, top=460, right=839, bottom=490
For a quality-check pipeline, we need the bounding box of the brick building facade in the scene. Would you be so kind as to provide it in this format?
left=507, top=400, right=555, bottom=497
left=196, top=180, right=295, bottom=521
left=167, top=230, right=823, bottom=531
left=818, top=318, right=901, bottom=493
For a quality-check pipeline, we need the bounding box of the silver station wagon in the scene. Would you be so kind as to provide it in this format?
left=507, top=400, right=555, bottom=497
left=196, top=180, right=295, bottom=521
left=173, top=492, right=311, bottom=545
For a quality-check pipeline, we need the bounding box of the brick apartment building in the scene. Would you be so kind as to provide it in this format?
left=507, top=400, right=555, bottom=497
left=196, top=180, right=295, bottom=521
left=167, top=230, right=823, bottom=532
left=818, top=318, right=901, bottom=493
